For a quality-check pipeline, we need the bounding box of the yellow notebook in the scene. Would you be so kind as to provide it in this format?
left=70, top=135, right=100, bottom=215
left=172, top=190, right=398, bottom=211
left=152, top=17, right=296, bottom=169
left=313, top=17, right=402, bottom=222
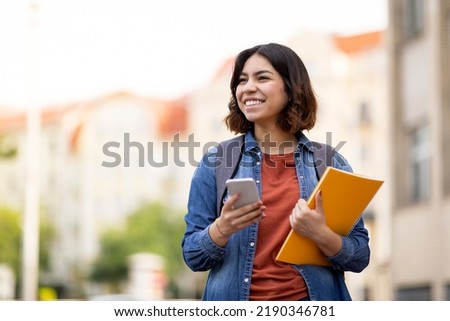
left=276, top=166, right=384, bottom=266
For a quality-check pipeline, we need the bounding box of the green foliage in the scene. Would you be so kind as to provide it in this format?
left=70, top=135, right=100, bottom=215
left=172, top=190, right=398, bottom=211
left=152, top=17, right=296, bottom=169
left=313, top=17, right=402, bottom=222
left=89, top=202, right=186, bottom=288
left=0, top=207, right=21, bottom=273
left=0, top=134, right=17, bottom=159
left=89, top=230, right=129, bottom=283
left=0, top=206, right=55, bottom=281
left=38, top=213, right=56, bottom=271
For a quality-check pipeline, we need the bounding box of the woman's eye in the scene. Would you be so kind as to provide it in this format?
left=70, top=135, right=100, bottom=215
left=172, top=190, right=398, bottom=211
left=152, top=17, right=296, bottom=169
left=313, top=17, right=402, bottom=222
left=238, top=78, right=247, bottom=83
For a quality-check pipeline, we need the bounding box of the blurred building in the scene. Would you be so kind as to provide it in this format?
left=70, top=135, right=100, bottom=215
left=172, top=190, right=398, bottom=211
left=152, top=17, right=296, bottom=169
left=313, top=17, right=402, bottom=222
left=186, top=29, right=389, bottom=300
left=0, top=91, right=189, bottom=297
left=388, top=0, right=450, bottom=300
left=6, top=3, right=449, bottom=299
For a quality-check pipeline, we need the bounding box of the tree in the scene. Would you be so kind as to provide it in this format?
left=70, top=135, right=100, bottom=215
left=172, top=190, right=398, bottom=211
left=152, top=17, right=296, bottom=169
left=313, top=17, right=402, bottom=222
left=0, top=207, right=21, bottom=275
left=89, top=202, right=186, bottom=296
left=0, top=134, right=17, bottom=159
left=0, top=135, right=54, bottom=296
left=0, top=206, right=55, bottom=297
left=88, top=229, right=129, bottom=288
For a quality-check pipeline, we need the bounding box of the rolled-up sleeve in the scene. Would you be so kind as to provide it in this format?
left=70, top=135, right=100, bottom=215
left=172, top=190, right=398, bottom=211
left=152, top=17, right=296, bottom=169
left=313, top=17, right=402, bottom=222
left=182, top=153, right=228, bottom=271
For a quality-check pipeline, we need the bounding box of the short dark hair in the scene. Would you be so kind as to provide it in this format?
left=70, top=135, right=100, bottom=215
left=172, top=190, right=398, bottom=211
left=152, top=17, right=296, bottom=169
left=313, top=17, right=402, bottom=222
left=224, top=43, right=317, bottom=134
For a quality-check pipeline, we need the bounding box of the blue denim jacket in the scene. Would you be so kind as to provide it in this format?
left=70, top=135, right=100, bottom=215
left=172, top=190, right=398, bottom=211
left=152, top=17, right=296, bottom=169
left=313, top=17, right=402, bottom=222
left=182, top=131, right=370, bottom=301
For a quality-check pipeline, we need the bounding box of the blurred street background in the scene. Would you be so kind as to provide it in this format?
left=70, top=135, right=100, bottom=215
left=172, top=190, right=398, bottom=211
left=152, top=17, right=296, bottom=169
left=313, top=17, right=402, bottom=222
left=1, top=0, right=449, bottom=301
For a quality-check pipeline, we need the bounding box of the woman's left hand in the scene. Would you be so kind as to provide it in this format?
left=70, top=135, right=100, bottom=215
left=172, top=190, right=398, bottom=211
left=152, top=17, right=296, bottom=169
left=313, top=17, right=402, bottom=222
left=290, top=191, right=327, bottom=241
left=290, top=190, right=342, bottom=257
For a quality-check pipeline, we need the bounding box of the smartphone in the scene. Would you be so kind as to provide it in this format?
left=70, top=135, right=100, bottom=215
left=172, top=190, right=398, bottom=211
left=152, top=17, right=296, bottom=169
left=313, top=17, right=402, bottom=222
left=225, top=178, right=260, bottom=209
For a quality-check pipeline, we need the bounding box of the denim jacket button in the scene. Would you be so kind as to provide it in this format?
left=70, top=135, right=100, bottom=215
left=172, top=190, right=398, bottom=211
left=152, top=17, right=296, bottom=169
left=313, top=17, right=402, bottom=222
left=250, top=242, right=255, bottom=247
left=208, top=145, right=218, bottom=154
left=244, top=278, right=249, bottom=283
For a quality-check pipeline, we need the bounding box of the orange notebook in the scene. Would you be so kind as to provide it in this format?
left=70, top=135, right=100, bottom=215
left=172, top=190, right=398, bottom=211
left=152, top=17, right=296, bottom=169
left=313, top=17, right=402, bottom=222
left=276, top=167, right=384, bottom=266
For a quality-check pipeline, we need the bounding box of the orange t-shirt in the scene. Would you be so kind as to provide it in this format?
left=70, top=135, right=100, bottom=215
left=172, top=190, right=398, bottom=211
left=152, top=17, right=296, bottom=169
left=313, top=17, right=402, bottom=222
left=249, top=152, right=308, bottom=300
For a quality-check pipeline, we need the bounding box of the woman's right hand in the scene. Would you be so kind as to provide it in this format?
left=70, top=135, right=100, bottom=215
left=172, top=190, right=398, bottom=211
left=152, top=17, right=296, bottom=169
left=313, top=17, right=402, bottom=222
left=209, top=194, right=265, bottom=246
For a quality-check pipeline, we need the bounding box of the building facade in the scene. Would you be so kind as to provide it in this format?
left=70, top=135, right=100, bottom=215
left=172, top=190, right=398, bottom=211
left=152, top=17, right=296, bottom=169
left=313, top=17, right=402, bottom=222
left=388, top=0, right=450, bottom=300
left=0, top=91, right=188, bottom=297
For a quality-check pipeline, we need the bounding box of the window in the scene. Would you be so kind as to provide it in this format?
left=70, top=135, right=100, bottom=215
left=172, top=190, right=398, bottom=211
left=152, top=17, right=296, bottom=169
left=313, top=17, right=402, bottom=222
left=358, top=101, right=372, bottom=125
left=396, top=285, right=431, bottom=300
left=363, top=208, right=375, bottom=222
left=403, top=0, right=425, bottom=41
left=363, top=286, right=371, bottom=301
left=407, top=125, right=430, bottom=202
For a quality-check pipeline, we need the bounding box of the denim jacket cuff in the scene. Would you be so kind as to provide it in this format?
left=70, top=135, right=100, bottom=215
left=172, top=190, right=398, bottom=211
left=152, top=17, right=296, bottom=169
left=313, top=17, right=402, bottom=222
left=200, top=224, right=227, bottom=260
left=328, top=236, right=354, bottom=265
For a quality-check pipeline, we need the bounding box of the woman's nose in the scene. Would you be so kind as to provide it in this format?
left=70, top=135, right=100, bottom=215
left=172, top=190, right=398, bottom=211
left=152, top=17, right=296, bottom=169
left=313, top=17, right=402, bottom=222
left=243, top=81, right=257, bottom=93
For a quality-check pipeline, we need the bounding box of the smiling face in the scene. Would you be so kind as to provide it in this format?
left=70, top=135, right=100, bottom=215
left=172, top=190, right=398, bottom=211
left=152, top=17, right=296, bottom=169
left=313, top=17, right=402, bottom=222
left=235, top=54, right=289, bottom=129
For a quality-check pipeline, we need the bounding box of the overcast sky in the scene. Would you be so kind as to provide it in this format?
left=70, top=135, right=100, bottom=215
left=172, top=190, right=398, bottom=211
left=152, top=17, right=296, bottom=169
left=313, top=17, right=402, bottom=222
left=0, top=0, right=388, bottom=108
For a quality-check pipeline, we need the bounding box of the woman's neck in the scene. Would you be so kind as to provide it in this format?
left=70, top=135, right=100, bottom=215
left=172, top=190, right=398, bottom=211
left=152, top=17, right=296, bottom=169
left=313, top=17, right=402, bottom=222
left=254, top=126, right=297, bottom=155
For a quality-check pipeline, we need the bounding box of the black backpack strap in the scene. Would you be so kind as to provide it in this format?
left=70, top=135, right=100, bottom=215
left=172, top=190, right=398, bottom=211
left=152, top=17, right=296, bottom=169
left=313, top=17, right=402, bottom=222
left=311, top=141, right=335, bottom=180
left=215, top=135, right=245, bottom=216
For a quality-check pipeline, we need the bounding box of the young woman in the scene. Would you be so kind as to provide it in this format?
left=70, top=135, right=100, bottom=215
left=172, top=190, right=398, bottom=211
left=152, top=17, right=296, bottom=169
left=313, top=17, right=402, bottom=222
left=182, top=43, right=370, bottom=301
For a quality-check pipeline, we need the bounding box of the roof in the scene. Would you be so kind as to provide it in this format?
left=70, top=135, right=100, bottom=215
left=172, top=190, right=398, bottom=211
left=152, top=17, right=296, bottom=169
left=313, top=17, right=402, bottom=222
left=0, top=91, right=188, bottom=138
left=333, top=30, right=385, bottom=54
left=0, top=104, right=76, bottom=133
